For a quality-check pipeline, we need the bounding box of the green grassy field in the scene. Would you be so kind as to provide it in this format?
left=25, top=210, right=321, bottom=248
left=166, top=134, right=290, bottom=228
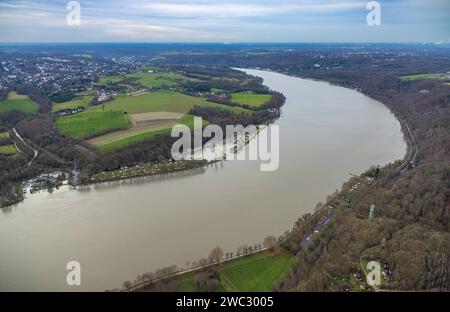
left=56, top=111, right=129, bottom=140
left=200, top=100, right=252, bottom=114
left=52, top=95, right=93, bottom=112
left=219, top=250, right=293, bottom=291
left=0, top=144, right=17, bottom=155
left=97, top=114, right=207, bottom=151
left=399, top=73, right=449, bottom=81
left=178, top=273, right=197, bottom=292
left=0, top=92, right=39, bottom=113
left=178, top=249, right=293, bottom=292
left=93, top=91, right=209, bottom=114
left=231, top=92, right=272, bottom=108
left=124, top=72, right=188, bottom=88
left=0, top=131, right=8, bottom=138
left=95, top=91, right=251, bottom=116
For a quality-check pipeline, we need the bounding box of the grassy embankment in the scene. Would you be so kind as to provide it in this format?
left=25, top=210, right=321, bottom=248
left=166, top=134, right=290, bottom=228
left=0, top=92, right=39, bottom=113
left=178, top=249, right=294, bottom=292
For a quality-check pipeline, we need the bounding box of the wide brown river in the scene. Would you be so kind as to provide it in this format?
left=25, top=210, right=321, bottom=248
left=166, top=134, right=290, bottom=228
left=0, top=69, right=406, bottom=291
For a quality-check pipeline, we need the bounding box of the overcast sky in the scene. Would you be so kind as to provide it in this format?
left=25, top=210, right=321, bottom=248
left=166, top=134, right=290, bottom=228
left=0, top=0, right=449, bottom=43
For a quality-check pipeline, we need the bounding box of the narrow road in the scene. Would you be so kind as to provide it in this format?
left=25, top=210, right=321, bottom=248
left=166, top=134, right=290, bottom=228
left=398, top=118, right=418, bottom=172
left=12, top=128, right=38, bottom=166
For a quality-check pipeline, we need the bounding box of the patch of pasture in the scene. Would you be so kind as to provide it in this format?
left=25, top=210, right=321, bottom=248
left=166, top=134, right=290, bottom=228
left=56, top=111, right=129, bottom=140
left=175, top=248, right=293, bottom=292
left=0, top=93, right=39, bottom=113
left=129, top=111, right=184, bottom=127
left=0, top=144, right=17, bottom=155
left=230, top=92, right=272, bottom=108
left=399, top=73, right=450, bottom=81
left=92, top=91, right=209, bottom=114
left=87, top=121, right=177, bottom=147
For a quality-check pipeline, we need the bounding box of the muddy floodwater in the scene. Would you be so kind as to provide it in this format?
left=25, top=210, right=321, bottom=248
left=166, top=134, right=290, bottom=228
left=0, top=69, right=406, bottom=291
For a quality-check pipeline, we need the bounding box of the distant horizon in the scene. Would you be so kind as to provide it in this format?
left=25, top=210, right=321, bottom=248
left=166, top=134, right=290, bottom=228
left=1, top=41, right=449, bottom=45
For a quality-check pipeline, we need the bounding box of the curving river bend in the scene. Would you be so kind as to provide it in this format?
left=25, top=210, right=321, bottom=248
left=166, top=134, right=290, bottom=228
left=0, top=69, right=406, bottom=291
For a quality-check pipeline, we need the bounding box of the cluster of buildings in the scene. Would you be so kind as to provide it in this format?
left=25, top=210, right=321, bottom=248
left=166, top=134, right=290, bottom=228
left=97, top=89, right=117, bottom=102
left=0, top=54, right=142, bottom=96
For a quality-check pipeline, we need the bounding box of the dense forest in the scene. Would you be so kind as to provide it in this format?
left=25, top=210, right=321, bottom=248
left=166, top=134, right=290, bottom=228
left=253, top=56, right=449, bottom=292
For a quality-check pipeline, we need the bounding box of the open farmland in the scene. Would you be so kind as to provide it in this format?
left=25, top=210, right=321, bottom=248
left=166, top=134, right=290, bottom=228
left=124, top=72, right=188, bottom=88
left=231, top=92, right=272, bottom=108
left=94, top=114, right=207, bottom=151
left=92, top=91, right=209, bottom=114
left=56, top=111, right=129, bottom=140
left=95, top=91, right=251, bottom=115
left=129, top=111, right=184, bottom=127
left=0, top=92, right=39, bottom=113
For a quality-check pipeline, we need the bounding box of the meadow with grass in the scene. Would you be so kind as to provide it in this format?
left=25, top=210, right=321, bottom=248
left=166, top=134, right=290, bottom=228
left=0, top=92, right=39, bottom=113
left=0, top=145, right=17, bottom=155
left=231, top=92, right=272, bottom=108
left=92, top=91, right=208, bottom=114
left=124, top=72, right=186, bottom=88
left=399, top=73, right=450, bottom=81
left=56, top=111, right=129, bottom=140
left=177, top=249, right=293, bottom=292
